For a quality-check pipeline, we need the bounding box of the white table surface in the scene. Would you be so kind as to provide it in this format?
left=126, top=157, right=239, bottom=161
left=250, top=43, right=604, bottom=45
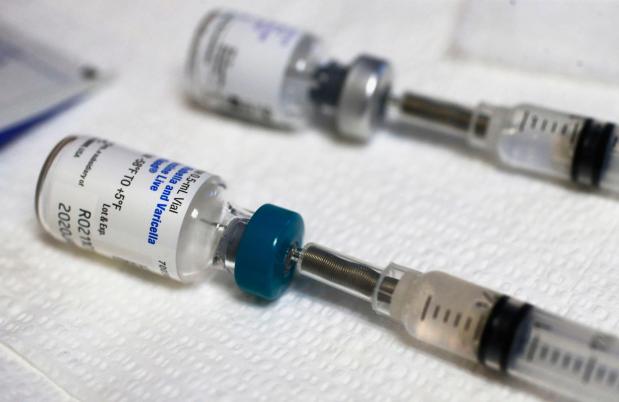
left=1, top=1, right=618, bottom=401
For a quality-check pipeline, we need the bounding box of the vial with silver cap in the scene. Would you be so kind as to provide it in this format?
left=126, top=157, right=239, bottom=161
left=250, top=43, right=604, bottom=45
left=185, top=9, right=393, bottom=141
left=186, top=9, right=619, bottom=194
left=38, top=136, right=619, bottom=401
left=35, top=135, right=302, bottom=297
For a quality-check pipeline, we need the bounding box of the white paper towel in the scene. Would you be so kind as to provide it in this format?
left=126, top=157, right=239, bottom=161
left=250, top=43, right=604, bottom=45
left=452, top=0, right=619, bottom=85
left=1, top=1, right=618, bottom=401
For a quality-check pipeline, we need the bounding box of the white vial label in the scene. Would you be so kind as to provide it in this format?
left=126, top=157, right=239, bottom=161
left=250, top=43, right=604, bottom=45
left=190, top=10, right=303, bottom=122
left=37, top=137, right=211, bottom=280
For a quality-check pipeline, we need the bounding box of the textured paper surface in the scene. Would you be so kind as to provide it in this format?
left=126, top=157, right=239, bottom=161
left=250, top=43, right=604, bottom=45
left=1, top=1, right=619, bottom=401
left=452, top=0, right=619, bottom=85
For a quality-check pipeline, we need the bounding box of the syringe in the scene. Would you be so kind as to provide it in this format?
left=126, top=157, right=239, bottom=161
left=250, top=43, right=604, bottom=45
left=389, top=93, right=618, bottom=192
left=37, top=136, right=619, bottom=401
left=186, top=9, right=618, bottom=194
left=295, top=244, right=619, bottom=402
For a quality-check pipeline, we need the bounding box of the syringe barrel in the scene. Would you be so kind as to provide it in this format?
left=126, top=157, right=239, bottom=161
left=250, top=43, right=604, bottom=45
left=468, top=103, right=618, bottom=190
left=382, top=265, right=502, bottom=362
left=381, top=265, right=619, bottom=400
left=508, top=307, right=619, bottom=401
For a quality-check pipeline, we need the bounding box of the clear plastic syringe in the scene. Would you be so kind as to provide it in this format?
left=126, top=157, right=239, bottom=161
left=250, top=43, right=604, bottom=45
left=294, top=244, right=619, bottom=402
left=37, top=137, right=619, bottom=401
left=186, top=9, right=618, bottom=194
left=389, top=93, right=619, bottom=193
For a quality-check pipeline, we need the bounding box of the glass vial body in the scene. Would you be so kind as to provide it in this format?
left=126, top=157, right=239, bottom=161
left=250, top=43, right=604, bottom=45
left=186, top=9, right=326, bottom=128
left=36, top=136, right=250, bottom=282
left=469, top=104, right=585, bottom=180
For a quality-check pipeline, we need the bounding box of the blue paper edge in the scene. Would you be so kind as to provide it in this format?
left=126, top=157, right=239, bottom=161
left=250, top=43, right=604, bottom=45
left=0, top=95, right=82, bottom=148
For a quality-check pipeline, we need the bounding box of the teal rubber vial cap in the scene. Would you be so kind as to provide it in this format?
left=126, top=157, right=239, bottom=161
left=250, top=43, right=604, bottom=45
left=234, top=204, right=304, bottom=300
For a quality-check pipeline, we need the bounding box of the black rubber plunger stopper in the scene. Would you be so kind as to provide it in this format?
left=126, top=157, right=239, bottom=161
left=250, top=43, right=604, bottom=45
left=571, top=119, right=616, bottom=186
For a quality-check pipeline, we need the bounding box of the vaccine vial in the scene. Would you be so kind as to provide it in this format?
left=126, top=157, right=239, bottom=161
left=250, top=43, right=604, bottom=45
left=186, top=9, right=393, bottom=141
left=35, top=136, right=251, bottom=282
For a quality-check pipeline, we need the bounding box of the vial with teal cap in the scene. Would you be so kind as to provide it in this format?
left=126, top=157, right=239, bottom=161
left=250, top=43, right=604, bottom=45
left=37, top=136, right=619, bottom=401
left=35, top=136, right=302, bottom=299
